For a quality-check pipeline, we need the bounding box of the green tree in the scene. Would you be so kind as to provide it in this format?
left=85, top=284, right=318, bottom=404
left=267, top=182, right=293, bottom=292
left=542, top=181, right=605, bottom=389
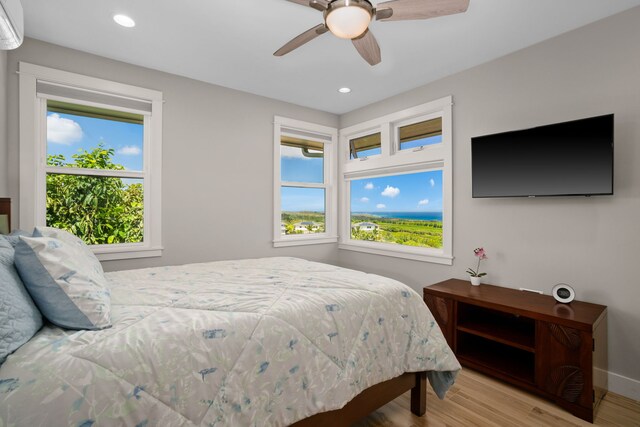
left=46, top=144, right=143, bottom=245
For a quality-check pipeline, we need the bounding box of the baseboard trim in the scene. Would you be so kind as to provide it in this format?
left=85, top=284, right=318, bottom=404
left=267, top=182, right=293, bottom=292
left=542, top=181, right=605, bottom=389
left=596, top=368, right=640, bottom=400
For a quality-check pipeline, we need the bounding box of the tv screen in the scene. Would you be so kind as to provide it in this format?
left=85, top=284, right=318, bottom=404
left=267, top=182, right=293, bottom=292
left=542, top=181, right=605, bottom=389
left=472, top=114, right=614, bottom=198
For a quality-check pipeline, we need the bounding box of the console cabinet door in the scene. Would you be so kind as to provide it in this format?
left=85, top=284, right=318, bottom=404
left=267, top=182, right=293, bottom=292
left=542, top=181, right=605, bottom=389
left=424, top=294, right=454, bottom=349
left=536, top=321, right=593, bottom=411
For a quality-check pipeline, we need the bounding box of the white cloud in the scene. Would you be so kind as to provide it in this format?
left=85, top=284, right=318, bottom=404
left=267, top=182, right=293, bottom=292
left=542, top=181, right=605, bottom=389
left=360, top=197, right=369, bottom=203
left=117, top=145, right=142, bottom=156
left=280, top=145, right=321, bottom=159
left=418, top=199, right=430, bottom=206
left=381, top=185, right=400, bottom=198
left=376, top=204, right=386, bottom=209
left=364, top=182, right=374, bottom=190
left=47, top=113, right=83, bottom=145
left=429, top=178, right=435, bottom=187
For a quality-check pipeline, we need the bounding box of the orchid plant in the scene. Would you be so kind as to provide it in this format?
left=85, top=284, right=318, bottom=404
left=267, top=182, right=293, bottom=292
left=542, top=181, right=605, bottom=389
left=466, top=247, right=488, bottom=277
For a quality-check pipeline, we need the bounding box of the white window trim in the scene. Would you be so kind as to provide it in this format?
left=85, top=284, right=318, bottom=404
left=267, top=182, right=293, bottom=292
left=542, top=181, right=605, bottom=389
left=18, top=62, right=163, bottom=261
left=273, top=116, right=338, bottom=247
left=338, top=96, right=453, bottom=265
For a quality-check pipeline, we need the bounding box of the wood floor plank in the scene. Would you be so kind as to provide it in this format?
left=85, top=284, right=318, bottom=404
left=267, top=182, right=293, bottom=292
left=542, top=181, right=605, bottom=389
left=355, top=369, right=640, bottom=426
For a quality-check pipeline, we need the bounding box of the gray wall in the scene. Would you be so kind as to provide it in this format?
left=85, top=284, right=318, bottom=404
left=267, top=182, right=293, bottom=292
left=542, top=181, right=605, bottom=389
left=339, top=8, right=640, bottom=383
left=4, top=38, right=339, bottom=271
left=0, top=50, right=7, bottom=196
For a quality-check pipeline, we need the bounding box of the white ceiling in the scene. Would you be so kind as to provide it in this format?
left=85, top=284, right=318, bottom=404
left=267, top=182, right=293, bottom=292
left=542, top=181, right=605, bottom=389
left=23, top=0, right=640, bottom=114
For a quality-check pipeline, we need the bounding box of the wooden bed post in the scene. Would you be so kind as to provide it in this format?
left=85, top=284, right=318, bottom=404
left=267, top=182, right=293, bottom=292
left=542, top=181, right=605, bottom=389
left=410, top=371, right=427, bottom=416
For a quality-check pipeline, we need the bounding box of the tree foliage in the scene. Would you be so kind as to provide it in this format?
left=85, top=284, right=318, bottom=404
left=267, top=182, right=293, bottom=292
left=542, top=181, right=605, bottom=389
left=46, top=144, right=143, bottom=245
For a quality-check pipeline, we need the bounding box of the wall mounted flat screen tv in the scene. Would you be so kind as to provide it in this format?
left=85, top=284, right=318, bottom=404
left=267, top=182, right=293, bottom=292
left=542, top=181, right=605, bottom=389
left=472, top=114, right=614, bottom=198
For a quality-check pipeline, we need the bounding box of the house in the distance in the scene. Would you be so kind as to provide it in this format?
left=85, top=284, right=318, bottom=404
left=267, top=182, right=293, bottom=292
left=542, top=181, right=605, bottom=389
left=353, top=222, right=379, bottom=232
left=294, top=221, right=320, bottom=233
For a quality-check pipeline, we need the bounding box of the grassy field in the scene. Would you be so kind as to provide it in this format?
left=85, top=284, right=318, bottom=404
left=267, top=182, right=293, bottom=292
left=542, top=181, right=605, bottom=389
left=351, top=214, right=442, bottom=249
left=282, top=212, right=442, bottom=248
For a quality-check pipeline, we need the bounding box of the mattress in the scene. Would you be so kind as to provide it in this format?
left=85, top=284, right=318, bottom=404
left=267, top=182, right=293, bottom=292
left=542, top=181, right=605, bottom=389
left=0, top=257, right=460, bottom=426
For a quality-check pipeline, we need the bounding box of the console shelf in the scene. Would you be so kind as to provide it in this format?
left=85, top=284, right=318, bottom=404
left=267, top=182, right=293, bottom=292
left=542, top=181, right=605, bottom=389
left=424, top=279, right=607, bottom=423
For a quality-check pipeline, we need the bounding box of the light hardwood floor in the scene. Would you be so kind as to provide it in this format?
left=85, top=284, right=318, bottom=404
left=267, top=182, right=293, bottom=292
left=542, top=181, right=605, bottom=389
left=355, top=369, right=640, bottom=426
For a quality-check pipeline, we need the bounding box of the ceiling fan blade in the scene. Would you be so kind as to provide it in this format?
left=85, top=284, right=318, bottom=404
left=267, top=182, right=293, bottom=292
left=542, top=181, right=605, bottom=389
left=286, top=0, right=329, bottom=11
left=376, top=0, right=470, bottom=21
left=352, top=29, right=382, bottom=66
left=274, top=24, right=329, bottom=57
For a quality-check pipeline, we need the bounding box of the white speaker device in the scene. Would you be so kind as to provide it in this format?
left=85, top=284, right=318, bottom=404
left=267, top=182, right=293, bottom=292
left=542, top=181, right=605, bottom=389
left=0, top=0, right=23, bottom=50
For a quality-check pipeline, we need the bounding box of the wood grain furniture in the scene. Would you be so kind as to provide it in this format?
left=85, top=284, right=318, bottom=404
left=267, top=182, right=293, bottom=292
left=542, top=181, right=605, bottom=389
left=292, top=371, right=427, bottom=426
left=424, top=279, right=607, bottom=423
left=0, top=198, right=10, bottom=234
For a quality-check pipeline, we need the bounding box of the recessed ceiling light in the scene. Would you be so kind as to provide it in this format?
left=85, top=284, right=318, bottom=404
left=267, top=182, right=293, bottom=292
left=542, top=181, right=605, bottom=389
left=338, top=87, right=352, bottom=94
left=113, top=14, right=136, bottom=28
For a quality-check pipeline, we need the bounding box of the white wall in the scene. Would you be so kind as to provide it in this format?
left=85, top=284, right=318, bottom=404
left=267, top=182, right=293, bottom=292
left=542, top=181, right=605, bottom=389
left=0, top=49, right=7, bottom=196
left=4, top=38, right=340, bottom=271
left=339, top=8, right=640, bottom=390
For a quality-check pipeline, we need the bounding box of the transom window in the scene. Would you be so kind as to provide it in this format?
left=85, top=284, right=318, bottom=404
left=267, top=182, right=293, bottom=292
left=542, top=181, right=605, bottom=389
left=349, top=132, right=381, bottom=159
left=397, top=117, right=442, bottom=151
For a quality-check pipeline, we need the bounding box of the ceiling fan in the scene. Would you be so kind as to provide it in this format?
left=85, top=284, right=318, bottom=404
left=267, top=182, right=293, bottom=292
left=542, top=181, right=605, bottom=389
left=274, top=0, right=470, bottom=66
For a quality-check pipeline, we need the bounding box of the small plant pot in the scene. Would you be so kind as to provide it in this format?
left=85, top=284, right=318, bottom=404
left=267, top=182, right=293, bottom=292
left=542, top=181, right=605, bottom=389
left=470, top=276, right=482, bottom=286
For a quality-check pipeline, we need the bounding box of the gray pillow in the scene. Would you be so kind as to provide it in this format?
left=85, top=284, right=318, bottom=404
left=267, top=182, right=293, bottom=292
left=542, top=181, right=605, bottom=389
left=0, top=235, right=43, bottom=365
left=14, top=234, right=111, bottom=330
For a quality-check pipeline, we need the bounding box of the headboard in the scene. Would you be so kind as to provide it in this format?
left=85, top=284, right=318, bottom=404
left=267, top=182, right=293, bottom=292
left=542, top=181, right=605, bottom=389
left=0, top=198, right=11, bottom=234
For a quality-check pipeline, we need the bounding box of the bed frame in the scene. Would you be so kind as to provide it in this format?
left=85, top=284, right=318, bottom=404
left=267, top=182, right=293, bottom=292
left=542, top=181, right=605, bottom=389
left=292, top=371, right=427, bottom=426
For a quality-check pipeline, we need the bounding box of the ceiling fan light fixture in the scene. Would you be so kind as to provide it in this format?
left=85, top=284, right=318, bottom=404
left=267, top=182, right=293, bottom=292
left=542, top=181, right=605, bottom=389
left=325, top=1, right=372, bottom=39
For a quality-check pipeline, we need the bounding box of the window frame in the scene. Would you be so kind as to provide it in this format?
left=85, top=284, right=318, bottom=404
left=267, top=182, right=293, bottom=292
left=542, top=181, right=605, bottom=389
left=19, top=62, right=163, bottom=261
left=338, top=96, right=453, bottom=265
left=273, top=116, right=338, bottom=247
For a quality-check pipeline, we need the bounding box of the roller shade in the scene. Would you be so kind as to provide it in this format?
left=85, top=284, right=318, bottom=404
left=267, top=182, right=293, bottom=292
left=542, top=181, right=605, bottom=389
left=37, top=81, right=152, bottom=114
left=349, top=132, right=381, bottom=159
left=281, top=136, right=324, bottom=159
left=281, top=136, right=324, bottom=151
left=399, top=117, right=442, bottom=144
left=47, top=100, right=144, bottom=125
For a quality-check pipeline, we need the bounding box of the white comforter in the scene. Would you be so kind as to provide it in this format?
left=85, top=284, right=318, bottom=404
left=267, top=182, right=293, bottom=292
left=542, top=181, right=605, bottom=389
left=0, top=257, right=460, bottom=426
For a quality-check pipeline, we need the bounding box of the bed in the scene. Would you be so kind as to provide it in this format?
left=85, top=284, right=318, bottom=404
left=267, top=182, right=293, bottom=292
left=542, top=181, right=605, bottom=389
left=0, top=256, right=460, bottom=426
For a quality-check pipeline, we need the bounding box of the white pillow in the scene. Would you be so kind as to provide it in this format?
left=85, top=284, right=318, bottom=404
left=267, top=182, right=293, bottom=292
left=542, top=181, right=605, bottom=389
left=14, top=235, right=111, bottom=330
left=33, top=226, right=104, bottom=276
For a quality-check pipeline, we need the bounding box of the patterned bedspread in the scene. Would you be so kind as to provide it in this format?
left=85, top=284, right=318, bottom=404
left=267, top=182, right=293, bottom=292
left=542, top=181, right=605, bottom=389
left=0, top=257, right=460, bottom=426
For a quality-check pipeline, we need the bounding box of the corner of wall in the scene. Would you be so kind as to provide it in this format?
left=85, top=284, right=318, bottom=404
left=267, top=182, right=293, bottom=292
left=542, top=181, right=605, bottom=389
left=0, top=49, right=8, bottom=196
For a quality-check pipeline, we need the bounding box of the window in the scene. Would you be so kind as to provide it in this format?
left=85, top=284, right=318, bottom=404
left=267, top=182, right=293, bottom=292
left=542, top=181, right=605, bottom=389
left=397, top=117, right=442, bottom=151
left=19, top=62, right=163, bottom=260
left=339, top=97, right=453, bottom=264
left=349, top=132, right=381, bottom=159
left=274, top=117, right=337, bottom=247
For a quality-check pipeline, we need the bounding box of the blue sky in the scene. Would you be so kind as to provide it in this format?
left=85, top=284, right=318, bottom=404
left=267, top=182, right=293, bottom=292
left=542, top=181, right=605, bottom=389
left=350, top=170, right=443, bottom=213
left=280, top=145, right=443, bottom=213
left=280, top=145, right=323, bottom=183
left=281, top=145, right=324, bottom=212
left=47, top=111, right=144, bottom=171
left=281, top=187, right=325, bottom=212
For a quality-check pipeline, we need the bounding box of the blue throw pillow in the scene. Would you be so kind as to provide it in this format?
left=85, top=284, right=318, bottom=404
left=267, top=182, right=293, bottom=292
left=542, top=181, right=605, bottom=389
left=14, top=235, right=111, bottom=331
left=0, top=236, right=43, bottom=365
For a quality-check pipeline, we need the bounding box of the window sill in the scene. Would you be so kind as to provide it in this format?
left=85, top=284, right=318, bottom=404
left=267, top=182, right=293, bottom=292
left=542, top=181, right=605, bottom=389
left=338, top=241, right=453, bottom=265
left=93, top=245, right=163, bottom=261
left=273, top=236, right=338, bottom=248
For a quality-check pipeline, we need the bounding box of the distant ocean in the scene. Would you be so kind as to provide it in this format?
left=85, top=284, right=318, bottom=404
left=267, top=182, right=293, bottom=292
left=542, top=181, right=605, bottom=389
left=353, top=212, right=443, bottom=221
